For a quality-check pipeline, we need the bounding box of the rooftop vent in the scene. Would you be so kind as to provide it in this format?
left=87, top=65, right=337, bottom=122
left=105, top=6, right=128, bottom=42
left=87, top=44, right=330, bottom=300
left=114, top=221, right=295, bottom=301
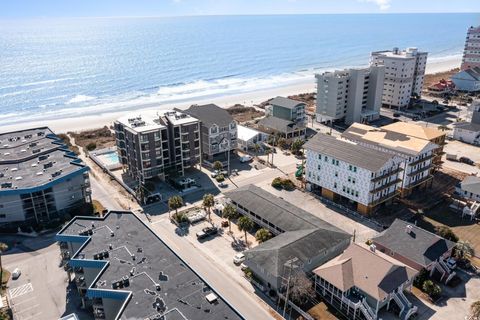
left=4, top=152, right=10, bottom=156
left=15, top=176, right=23, bottom=181
left=1, top=182, right=12, bottom=188
left=29, top=142, right=37, bottom=147
left=37, top=132, right=44, bottom=136
left=11, top=168, right=18, bottom=172
left=32, top=148, right=41, bottom=154
left=25, top=134, right=32, bottom=139
left=43, top=162, right=53, bottom=169
left=205, top=293, right=218, bottom=304
left=36, top=172, right=43, bottom=176
left=20, top=149, right=27, bottom=153
left=79, top=228, right=94, bottom=236
left=51, top=171, right=62, bottom=178
left=405, top=225, right=413, bottom=234
left=369, top=244, right=376, bottom=253
left=31, top=163, right=38, bottom=167
left=38, top=155, right=49, bottom=161
left=153, top=297, right=166, bottom=312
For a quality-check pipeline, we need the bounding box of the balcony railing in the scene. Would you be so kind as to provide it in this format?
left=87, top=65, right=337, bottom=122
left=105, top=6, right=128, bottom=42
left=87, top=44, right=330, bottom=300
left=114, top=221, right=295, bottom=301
left=371, top=167, right=403, bottom=183
left=407, top=166, right=431, bottom=177
left=409, top=153, right=435, bottom=166
left=370, top=191, right=399, bottom=206
left=405, top=175, right=433, bottom=189
left=370, top=178, right=402, bottom=194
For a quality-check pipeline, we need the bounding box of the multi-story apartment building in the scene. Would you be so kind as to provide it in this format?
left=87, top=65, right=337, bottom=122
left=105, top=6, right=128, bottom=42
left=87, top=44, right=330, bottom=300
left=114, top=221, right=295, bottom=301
left=381, top=122, right=446, bottom=168
left=56, top=211, right=243, bottom=320
left=0, top=128, right=90, bottom=227
left=258, top=96, right=307, bottom=140
left=183, top=104, right=237, bottom=166
left=304, top=133, right=404, bottom=215
left=114, top=110, right=201, bottom=182
left=315, top=65, right=385, bottom=125
left=371, top=47, right=428, bottom=108
left=461, top=25, right=480, bottom=71
left=342, top=123, right=438, bottom=197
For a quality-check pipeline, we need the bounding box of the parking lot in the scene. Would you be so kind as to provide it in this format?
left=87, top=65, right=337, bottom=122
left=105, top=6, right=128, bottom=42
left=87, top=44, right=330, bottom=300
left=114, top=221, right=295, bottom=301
left=1, top=234, right=92, bottom=320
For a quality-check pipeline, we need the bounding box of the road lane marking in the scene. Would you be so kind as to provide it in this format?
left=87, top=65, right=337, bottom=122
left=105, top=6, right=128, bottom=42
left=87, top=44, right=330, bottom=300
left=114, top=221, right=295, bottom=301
left=15, top=303, right=39, bottom=314
left=9, top=283, right=33, bottom=299
left=10, top=296, right=35, bottom=306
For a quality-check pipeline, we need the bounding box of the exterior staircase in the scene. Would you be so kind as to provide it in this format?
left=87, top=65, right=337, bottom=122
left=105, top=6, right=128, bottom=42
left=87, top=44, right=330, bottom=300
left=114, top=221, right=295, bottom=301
left=359, top=297, right=376, bottom=320
left=393, top=291, right=417, bottom=320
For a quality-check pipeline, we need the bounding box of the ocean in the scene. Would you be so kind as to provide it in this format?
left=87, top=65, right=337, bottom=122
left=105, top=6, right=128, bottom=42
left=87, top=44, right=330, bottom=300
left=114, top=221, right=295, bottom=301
left=0, top=13, right=478, bottom=126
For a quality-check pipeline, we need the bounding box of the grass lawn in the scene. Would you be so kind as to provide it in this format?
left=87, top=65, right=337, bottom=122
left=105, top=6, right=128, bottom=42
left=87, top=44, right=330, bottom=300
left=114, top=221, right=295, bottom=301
left=305, top=302, right=340, bottom=320
left=416, top=204, right=480, bottom=261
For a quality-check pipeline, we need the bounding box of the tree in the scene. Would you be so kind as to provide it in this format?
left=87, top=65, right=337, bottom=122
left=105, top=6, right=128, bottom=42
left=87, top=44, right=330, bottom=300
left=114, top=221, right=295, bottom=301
left=202, top=193, right=215, bottom=221
left=213, top=161, right=223, bottom=171
left=437, top=125, right=450, bottom=132
left=0, top=243, right=8, bottom=288
left=238, top=216, right=254, bottom=246
left=277, top=137, right=288, bottom=150
left=253, top=143, right=260, bottom=157
left=168, top=195, right=183, bottom=219
left=435, top=226, right=459, bottom=242
left=288, top=273, right=315, bottom=306
left=455, top=240, right=475, bottom=260
left=255, top=228, right=272, bottom=243
left=470, top=301, right=480, bottom=319
left=272, top=177, right=283, bottom=189
left=290, top=139, right=304, bottom=155
left=422, top=280, right=441, bottom=298
left=222, top=204, right=237, bottom=233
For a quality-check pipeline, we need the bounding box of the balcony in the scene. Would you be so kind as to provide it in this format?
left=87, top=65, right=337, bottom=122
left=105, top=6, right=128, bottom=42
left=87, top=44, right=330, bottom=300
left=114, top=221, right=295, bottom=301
left=370, top=178, right=402, bottom=194
left=371, top=167, right=403, bottom=183
left=370, top=191, right=399, bottom=206
left=409, top=153, right=435, bottom=166
left=407, top=166, right=431, bottom=177
left=405, top=175, right=433, bottom=189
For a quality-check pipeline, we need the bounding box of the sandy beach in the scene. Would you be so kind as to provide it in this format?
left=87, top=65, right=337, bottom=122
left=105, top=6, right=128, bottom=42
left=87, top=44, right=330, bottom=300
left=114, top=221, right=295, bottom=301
left=1, top=54, right=461, bottom=134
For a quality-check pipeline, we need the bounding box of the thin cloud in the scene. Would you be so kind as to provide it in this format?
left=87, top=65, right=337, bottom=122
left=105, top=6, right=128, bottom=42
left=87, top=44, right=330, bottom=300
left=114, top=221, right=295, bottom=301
left=359, top=0, right=392, bottom=11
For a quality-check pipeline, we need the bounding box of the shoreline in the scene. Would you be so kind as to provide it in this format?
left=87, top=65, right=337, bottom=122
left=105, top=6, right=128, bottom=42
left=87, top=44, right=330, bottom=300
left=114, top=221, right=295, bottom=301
left=1, top=55, right=461, bottom=134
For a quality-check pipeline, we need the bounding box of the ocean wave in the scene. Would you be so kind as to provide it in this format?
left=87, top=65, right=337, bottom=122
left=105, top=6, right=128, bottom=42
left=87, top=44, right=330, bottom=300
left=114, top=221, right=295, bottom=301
left=66, top=94, right=96, bottom=104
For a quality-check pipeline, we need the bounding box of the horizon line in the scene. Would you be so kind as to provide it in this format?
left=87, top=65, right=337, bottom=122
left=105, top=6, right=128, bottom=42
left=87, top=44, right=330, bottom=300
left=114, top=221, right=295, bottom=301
left=0, top=11, right=479, bottom=20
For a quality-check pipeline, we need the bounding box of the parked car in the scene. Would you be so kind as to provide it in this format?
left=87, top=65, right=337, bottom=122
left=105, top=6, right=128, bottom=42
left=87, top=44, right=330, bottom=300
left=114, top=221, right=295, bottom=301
left=446, top=258, right=457, bottom=270
left=196, top=226, right=218, bottom=240
left=240, top=263, right=248, bottom=271
left=233, top=253, right=245, bottom=264
left=218, top=182, right=228, bottom=188
left=12, top=268, right=21, bottom=280
left=239, top=155, right=253, bottom=163
left=459, top=157, right=475, bottom=165
left=146, top=193, right=161, bottom=204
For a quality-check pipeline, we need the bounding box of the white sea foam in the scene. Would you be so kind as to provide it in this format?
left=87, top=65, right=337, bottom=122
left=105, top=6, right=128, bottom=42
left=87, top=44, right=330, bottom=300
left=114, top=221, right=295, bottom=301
left=66, top=94, right=96, bottom=104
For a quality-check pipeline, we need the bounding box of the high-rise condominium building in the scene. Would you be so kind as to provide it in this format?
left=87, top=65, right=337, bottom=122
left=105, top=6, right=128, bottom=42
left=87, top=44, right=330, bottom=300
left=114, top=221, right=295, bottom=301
left=461, top=25, right=480, bottom=71
left=370, top=47, right=428, bottom=109
left=114, top=110, right=201, bottom=182
left=315, top=65, right=385, bottom=125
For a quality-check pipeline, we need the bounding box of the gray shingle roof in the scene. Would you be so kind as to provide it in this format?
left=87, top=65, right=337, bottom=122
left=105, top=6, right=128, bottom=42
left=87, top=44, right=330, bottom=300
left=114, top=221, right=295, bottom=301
left=245, top=229, right=347, bottom=277
left=372, top=219, right=455, bottom=269
left=226, top=185, right=350, bottom=276
left=258, top=116, right=305, bottom=134
left=461, top=175, right=480, bottom=196
left=304, top=133, right=394, bottom=172
left=465, top=67, right=480, bottom=81
left=225, top=185, right=349, bottom=233
left=269, top=96, right=305, bottom=109
left=454, top=122, right=480, bottom=132
left=183, top=104, right=234, bottom=128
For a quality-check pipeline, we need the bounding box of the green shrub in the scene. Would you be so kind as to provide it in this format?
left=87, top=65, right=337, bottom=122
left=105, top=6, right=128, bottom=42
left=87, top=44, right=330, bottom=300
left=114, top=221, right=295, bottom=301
left=215, top=174, right=225, bottom=182
left=281, top=179, right=295, bottom=191
left=413, top=268, right=429, bottom=289
left=422, top=280, right=441, bottom=298
left=272, top=177, right=283, bottom=188
left=435, top=226, right=459, bottom=242
left=86, top=142, right=97, bottom=151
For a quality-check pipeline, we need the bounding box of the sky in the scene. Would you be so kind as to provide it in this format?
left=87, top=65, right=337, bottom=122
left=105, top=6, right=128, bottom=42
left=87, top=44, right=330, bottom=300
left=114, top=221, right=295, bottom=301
left=0, top=0, right=479, bottom=18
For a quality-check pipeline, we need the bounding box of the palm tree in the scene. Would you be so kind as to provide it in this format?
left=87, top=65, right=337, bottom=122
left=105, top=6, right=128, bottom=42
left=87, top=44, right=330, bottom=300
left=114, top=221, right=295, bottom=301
left=470, top=301, right=480, bottom=319
left=202, top=193, right=215, bottom=221
left=0, top=242, right=8, bottom=287
left=168, top=195, right=183, bottom=220
left=455, top=240, right=475, bottom=260
left=238, top=216, right=254, bottom=247
left=253, top=143, right=260, bottom=157
left=222, top=203, right=237, bottom=233
left=277, top=138, right=287, bottom=150
left=213, top=161, right=223, bottom=172
left=255, top=228, right=272, bottom=243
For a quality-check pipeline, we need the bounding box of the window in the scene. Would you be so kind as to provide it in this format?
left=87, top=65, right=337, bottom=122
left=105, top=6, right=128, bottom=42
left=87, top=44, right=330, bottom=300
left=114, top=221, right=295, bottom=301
left=317, top=164, right=321, bottom=170
left=342, top=186, right=346, bottom=192
left=353, top=166, right=357, bottom=173
left=348, top=176, right=351, bottom=182
left=335, top=171, right=338, bottom=177
left=334, top=182, right=337, bottom=189
left=318, top=154, right=322, bottom=160
left=352, top=178, right=356, bottom=184
left=324, top=156, right=328, bottom=162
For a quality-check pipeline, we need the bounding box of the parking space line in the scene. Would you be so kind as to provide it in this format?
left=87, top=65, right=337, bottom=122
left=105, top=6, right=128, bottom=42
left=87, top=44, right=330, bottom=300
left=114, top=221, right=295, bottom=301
left=20, top=311, right=42, bottom=320
left=15, top=303, right=39, bottom=314
left=9, top=283, right=33, bottom=299
left=10, top=296, right=35, bottom=306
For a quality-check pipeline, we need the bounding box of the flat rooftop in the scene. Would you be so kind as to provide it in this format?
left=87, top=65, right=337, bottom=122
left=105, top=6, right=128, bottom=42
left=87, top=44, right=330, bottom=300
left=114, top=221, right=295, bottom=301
left=58, top=211, right=243, bottom=320
left=116, top=110, right=166, bottom=133
left=163, top=110, right=199, bottom=126
left=342, top=123, right=435, bottom=156
left=0, top=127, right=87, bottom=191
left=381, top=122, right=445, bottom=141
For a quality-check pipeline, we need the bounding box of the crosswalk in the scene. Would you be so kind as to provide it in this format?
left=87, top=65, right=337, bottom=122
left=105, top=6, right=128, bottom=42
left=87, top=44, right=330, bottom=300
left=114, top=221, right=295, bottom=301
left=9, top=283, right=33, bottom=299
